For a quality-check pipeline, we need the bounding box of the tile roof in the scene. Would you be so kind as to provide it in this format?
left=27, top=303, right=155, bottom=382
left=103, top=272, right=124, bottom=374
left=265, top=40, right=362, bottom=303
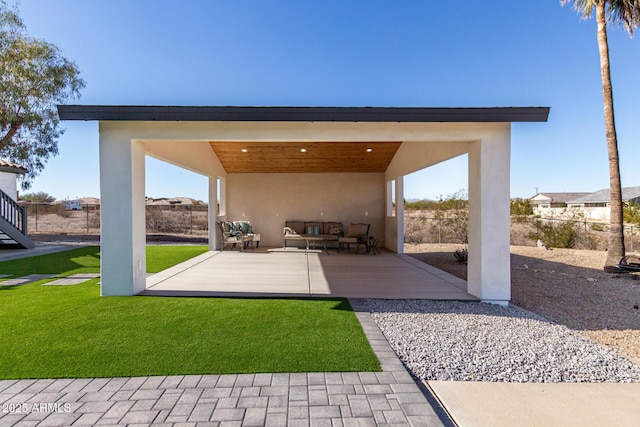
left=531, top=192, right=590, bottom=204
left=0, top=160, right=28, bottom=174
left=568, top=187, right=640, bottom=204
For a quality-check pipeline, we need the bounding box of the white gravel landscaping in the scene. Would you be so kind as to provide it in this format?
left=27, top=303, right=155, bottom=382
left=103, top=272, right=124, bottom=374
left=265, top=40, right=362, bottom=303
left=366, top=299, right=640, bottom=383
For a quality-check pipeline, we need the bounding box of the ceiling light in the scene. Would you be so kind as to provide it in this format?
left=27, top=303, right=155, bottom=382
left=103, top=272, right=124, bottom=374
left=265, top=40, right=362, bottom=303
left=300, top=148, right=307, bottom=153
left=366, top=148, right=373, bottom=153
left=241, top=148, right=248, bottom=153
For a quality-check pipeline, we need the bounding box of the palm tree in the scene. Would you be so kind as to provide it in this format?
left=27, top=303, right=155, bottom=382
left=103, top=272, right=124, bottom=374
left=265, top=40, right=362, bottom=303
left=561, top=0, right=639, bottom=270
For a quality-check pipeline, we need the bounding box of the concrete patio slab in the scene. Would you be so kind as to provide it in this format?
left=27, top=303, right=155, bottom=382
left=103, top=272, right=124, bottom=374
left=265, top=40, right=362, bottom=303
left=143, top=248, right=476, bottom=300
left=145, top=250, right=312, bottom=297
left=427, top=381, right=640, bottom=427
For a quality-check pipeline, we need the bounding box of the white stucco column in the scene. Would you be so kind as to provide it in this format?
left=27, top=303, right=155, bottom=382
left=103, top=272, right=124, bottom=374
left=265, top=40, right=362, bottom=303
left=467, top=128, right=511, bottom=304
left=208, top=176, right=218, bottom=251
left=99, top=124, right=146, bottom=296
left=395, top=177, right=404, bottom=253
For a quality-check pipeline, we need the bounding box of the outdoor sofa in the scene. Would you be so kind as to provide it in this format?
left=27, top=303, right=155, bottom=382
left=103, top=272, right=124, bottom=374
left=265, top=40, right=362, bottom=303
left=283, top=221, right=370, bottom=253
left=283, top=221, right=343, bottom=251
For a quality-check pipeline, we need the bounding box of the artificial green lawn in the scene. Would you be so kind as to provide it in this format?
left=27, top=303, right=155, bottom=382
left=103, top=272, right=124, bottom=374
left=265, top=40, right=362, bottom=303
left=0, top=246, right=380, bottom=379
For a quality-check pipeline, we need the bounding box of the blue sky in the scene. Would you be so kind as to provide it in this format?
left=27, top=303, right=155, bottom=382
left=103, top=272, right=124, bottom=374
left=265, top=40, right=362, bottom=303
left=15, top=0, right=640, bottom=201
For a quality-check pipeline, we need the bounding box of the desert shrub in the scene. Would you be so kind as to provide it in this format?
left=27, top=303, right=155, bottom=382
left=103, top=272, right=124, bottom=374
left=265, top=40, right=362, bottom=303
left=25, top=203, right=61, bottom=216
left=193, top=215, right=209, bottom=231
left=431, top=190, right=468, bottom=244
left=51, top=204, right=71, bottom=218
left=527, top=218, right=580, bottom=249
left=146, top=207, right=188, bottom=233
left=404, top=199, right=438, bottom=210
left=589, top=222, right=607, bottom=231
left=510, top=198, right=533, bottom=216
left=624, top=202, right=640, bottom=226
left=404, top=216, right=430, bottom=244
left=88, top=211, right=100, bottom=229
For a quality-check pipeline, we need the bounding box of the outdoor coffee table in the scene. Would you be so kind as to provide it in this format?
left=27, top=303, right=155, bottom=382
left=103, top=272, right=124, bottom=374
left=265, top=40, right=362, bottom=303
left=305, top=236, right=330, bottom=254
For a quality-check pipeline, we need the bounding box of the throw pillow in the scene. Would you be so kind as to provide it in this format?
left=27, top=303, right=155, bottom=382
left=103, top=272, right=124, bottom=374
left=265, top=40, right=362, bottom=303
left=329, top=225, right=342, bottom=235
left=240, top=222, right=252, bottom=234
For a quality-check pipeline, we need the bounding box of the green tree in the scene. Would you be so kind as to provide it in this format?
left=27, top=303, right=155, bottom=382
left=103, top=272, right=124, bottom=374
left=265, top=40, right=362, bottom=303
left=510, top=198, right=534, bottom=216
left=0, top=1, right=84, bottom=188
left=624, top=202, right=640, bottom=226
left=19, top=191, right=55, bottom=203
left=561, top=0, right=639, bottom=269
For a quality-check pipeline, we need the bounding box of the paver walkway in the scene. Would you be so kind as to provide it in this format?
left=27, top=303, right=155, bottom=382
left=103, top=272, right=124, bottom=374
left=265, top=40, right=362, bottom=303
left=0, top=274, right=56, bottom=287
left=43, top=274, right=100, bottom=286
left=0, top=299, right=447, bottom=426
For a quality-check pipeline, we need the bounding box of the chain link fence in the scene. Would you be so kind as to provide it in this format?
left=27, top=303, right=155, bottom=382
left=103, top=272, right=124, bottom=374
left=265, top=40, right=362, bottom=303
left=19, top=204, right=640, bottom=252
left=404, top=212, right=639, bottom=252
left=20, top=203, right=209, bottom=238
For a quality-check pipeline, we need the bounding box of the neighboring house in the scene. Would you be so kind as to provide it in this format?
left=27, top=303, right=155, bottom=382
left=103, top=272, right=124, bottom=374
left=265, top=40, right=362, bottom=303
left=531, top=187, right=640, bottom=221
left=566, top=187, right=640, bottom=220
left=0, top=159, right=28, bottom=201
left=530, top=192, right=590, bottom=211
left=58, top=104, right=550, bottom=304
left=0, top=159, right=34, bottom=249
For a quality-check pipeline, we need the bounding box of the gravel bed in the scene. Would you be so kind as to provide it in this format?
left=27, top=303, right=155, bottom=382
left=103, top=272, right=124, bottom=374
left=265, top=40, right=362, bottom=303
left=366, top=299, right=640, bottom=383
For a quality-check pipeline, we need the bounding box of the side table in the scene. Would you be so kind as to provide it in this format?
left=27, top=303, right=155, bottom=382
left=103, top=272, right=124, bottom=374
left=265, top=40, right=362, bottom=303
left=366, top=236, right=380, bottom=255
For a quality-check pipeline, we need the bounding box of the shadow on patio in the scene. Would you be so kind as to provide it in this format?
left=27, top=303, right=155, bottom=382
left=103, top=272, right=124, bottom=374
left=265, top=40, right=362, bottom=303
left=141, top=247, right=477, bottom=300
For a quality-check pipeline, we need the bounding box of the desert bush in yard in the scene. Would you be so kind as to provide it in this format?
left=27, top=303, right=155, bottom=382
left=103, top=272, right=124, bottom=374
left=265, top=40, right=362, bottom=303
left=431, top=190, right=468, bottom=244
left=527, top=218, right=580, bottom=249
left=404, top=199, right=439, bottom=210
left=88, top=211, right=100, bottom=229
left=589, top=222, right=607, bottom=231
left=510, top=198, right=533, bottom=216
left=146, top=207, right=189, bottom=233
left=404, top=216, right=430, bottom=244
left=51, top=204, right=71, bottom=218
left=624, top=202, right=640, bottom=226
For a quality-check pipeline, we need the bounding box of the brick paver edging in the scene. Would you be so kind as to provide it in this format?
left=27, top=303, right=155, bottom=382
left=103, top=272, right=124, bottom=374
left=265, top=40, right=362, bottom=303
left=0, top=299, right=447, bottom=426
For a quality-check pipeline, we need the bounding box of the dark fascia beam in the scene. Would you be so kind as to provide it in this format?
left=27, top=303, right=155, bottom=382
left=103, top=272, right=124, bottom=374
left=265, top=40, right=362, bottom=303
left=57, top=105, right=550, bottom=123
left=0, top=166, right=27, bottom=174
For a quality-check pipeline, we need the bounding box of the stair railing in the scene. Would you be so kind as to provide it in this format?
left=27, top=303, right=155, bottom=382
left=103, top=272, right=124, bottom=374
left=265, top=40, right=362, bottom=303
left=0, top=189, right=28, bottom=235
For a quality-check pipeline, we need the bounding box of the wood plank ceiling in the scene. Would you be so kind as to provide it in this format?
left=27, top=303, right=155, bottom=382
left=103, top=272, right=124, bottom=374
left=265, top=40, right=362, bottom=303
left=209, top=141, right=402, bottom=173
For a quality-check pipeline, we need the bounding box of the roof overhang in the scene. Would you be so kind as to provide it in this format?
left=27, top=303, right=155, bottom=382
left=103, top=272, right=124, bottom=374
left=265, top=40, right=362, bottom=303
left=0, top=160, right=28, bottom=174
left=59, top=105, right=549, bottom=174
left=57, top=105, right=550, bottom=123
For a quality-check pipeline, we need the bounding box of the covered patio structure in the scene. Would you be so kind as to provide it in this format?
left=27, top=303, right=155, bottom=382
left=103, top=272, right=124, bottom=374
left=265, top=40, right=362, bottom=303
left=58, top=105, right=549, bottom=304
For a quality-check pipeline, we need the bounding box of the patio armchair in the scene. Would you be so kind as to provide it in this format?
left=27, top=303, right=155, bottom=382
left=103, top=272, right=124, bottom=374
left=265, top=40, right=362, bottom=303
left=338, top=223, right=370, bottom=254
left=217, top=221, right=253, bottom=252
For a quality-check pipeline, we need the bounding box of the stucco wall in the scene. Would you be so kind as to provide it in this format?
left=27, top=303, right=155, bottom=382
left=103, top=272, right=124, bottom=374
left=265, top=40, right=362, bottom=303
left=0, top=171, right=18, bottom=201
left=533, top=206, right=611, bottom=221
left=227, top=173, right=385, bottom=247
